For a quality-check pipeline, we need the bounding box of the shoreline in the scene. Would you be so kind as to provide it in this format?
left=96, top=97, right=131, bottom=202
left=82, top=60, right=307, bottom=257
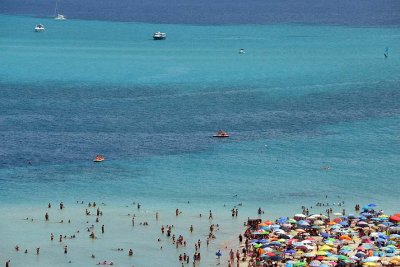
left=0, top=199, right=398, bottom=266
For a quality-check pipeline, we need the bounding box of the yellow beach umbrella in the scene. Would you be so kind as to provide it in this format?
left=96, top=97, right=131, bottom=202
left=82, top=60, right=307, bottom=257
left=320, top=245, right=333, bottom=251
left=317, top=251, right=328, bottom=256
left=363, top=262, right=377, bottom=266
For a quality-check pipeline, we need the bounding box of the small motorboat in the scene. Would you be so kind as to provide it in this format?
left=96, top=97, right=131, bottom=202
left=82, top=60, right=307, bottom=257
left=213, top=130, right=229, bottom=138
left=34, top=24, right=45, bottom=32
left=153, top=31, right=167, bottom=40
left=93, top=155, right=105, bottom=162
left=239, top=48, right=245, bottom=54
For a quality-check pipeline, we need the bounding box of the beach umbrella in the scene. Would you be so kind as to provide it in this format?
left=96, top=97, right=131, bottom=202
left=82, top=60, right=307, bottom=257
left=363, top=262, right=377, bottom=266
left=363, top=206, right=374, bottom=211
left=339, top=235, right=351, bottom=241
left=312, top=225, right=323, bottom=229
left=267, top=241, right=283, bottom=247
left=357, top=221, right=369, bottom=227
left=321, top=233, right=330, bottom=238
left=295, top=229, right=306, bottom=233
left=327, top=221, right=337, bottom=225
left=364, top=256, right=380, bottom=262
left=304, top=252, right=316, bottom=257
left=279, top=234, right=291, bottom=239
left=278, top=217, right=288, bottom=224
left=295, top=245, right=308, bottom=251
left=339, top=221, right=349, bottom=227
left=317, top=251, right=329, bottom=256
left=331, top=224, right=342, bottom=229
left=320, top=245, right=334, bottom=251
left=257, top=248, right=266, bottom=255
left=319, top=264, right=329, bottom=267
left=390, top=259, right=400, bottom=265
left=273, top=229, right=286, bottom=234
left=314, top=220, right=324, bottom=225
left=378, top=233, right=388, bottom=239
left=297, top=220, right=310, bottom=226
left=270, top=255, right=283, bottom=261
left=284, top=249, right=296, bottom=254
left=309, top=260, right=321, bottom=267
left=293, top=261, right=306, bottom=267
left=294, top=214, right=306, bottom=219
left=216, top=250, right=222, bottom=257
left=333, top=213, right=342, bottom=216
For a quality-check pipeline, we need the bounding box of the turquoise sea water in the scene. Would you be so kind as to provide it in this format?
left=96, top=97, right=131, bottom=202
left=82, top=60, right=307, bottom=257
left=0, top=15, right=399, bottom=266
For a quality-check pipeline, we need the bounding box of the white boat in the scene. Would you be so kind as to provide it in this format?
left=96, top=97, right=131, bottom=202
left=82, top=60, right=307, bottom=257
left=153, top=32, right=167, bottom=40
left=239, top=48, right=245, bottom=54
left=54, top=0, right=66, bottom=20
left=34, top=24, right=45, bottom=32
left=55, top=14, right=66, bottom=20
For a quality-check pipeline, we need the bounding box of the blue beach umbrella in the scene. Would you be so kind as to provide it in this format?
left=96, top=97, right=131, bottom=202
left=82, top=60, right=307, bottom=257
left=270, top=256, right=284, bottom=261
left=216, top=250, right=222, bottom=257
left=297, top=220, right=310, bottom=226
left=278, top=217, right=288, bottom=224
left=267, top=241, right=283, bottom=247
left=321, top=233, right=330, bottom=238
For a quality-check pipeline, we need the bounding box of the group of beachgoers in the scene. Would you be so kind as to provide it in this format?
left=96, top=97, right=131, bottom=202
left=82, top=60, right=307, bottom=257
left=237, top=203, right=400, bottom=267
left=7, top=201, right=137, bottom=267
left=5, top=200, right=234, bottom=267
left=4, top=198, right=399, bottom=267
